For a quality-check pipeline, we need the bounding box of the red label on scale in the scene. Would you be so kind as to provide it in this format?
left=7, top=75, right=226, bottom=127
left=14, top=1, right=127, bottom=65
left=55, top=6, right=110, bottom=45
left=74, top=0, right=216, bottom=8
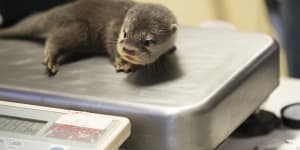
left=44, top=124, right=102, bottom=143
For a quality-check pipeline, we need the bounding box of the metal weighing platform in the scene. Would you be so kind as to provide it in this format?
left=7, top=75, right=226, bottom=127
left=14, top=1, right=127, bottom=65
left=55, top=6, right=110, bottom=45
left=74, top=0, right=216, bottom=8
left=0, top=27, right=279, bottom=150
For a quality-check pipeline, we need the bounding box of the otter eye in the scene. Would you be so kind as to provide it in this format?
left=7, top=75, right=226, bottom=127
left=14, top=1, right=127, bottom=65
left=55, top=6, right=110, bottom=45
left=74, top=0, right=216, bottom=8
left=144, top=40, right=156, bottom=47
left=123, top=30, right=127, bottom=38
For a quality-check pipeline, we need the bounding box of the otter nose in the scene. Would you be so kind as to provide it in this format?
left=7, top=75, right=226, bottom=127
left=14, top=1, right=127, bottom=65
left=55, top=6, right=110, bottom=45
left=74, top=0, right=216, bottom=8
left=123, top=47, right=136, bottom=55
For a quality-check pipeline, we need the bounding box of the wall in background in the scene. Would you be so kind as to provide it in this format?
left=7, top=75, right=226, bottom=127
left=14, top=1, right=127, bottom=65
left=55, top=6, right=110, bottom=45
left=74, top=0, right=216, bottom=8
left=136, top=0, right=271, bottom=31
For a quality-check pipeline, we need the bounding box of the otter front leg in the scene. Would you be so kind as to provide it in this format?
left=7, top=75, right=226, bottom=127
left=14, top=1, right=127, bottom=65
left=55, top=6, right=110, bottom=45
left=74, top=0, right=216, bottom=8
left=43, top=24, right=88, bottom=76
left=113, top=55, right=138, bottom=73
left=43, top=39, right=61, bottom=75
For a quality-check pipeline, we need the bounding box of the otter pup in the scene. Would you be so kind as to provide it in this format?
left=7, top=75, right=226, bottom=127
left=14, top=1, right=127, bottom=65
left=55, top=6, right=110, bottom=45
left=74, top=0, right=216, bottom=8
left=0, top=0, right=177, bottom=75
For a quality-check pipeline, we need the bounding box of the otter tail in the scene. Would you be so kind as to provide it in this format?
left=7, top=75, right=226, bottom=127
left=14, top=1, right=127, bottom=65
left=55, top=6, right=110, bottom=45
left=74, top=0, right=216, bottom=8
left=0, top=12, right=48, bottom=38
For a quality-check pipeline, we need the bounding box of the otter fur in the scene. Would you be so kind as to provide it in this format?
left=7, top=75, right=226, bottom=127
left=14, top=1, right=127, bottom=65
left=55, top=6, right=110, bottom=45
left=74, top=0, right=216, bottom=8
left=0, top=0, right=177, bottom=75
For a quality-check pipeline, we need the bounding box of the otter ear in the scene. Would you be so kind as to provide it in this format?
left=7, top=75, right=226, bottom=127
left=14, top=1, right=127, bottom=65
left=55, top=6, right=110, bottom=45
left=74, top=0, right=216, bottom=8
left=170, top=24, right=177, bottom=33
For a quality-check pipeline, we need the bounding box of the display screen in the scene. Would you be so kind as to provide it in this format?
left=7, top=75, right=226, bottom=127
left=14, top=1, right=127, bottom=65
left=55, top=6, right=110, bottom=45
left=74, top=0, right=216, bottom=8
left=0, top=115, right=47, bottom=135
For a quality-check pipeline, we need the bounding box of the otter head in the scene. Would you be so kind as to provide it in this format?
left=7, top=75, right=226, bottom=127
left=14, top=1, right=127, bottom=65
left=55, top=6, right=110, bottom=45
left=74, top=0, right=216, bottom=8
left=117, top=3, right=177, bottom=65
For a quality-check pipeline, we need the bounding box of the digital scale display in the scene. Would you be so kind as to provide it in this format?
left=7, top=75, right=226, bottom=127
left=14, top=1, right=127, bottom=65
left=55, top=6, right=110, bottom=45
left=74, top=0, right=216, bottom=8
left=0, top=115, right=46, bottom=135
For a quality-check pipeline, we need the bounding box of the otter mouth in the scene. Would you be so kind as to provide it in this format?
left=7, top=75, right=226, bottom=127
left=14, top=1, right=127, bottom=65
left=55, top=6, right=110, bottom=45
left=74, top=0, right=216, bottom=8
left=121, top=54, right=144, bottom=65
left=124, top=55, right=136, bottom=61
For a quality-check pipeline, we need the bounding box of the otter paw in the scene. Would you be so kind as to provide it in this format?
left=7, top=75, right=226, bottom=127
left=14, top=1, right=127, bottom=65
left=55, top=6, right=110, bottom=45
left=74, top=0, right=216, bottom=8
left=43, top=55, right=59, bottom=76
left=113, top=57, right=137, bottom=73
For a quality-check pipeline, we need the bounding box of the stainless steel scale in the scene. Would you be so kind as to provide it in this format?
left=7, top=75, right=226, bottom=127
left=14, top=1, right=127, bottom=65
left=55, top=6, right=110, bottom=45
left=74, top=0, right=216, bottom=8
left=0, top=27, right=279, bottom=150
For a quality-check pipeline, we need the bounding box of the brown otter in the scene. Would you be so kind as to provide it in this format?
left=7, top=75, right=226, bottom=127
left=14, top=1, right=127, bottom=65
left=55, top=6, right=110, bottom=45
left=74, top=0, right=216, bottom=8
left=0, top=0, right=177, bottom=75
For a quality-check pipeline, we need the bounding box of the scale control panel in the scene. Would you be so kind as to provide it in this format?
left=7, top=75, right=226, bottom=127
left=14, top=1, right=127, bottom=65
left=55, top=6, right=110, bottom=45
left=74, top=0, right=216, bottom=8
left=0, top=101, right=130, bottom=150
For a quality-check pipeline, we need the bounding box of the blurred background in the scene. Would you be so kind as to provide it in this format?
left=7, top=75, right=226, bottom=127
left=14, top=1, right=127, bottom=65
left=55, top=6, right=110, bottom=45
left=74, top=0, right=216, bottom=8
left=0, top=0, right=293, bottom=77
